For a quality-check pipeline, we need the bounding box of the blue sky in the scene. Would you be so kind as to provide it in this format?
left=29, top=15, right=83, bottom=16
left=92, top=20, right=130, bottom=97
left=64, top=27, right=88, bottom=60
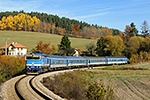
left=0, top=0, right=150, bottom=31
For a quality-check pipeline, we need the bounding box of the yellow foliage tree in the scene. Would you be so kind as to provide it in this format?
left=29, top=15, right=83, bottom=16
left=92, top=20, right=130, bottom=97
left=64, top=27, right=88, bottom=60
left=104, top=35, right=124, bottom=56
left=0, top=13, right=40, bottom=31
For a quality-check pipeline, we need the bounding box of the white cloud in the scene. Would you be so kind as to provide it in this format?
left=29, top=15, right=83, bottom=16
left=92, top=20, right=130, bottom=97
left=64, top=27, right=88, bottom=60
left=74, top=12, right=108, bottom=19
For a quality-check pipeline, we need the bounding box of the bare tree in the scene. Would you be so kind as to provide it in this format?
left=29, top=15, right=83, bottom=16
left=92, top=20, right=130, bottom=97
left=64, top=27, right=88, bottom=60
left=141, top=20, right=149, bottom=38
left=86, top=43, right=96, bottom=56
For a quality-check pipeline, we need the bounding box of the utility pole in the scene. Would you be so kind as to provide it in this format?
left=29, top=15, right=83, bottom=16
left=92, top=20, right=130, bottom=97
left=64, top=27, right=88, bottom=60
left=4, top=38, right=10, bottom=55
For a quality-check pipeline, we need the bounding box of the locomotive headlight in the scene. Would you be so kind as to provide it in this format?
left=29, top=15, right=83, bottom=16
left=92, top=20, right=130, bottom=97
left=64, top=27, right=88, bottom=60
left=26, top=66, right=29, bottom=70
left=26, top=67, right=31, bottom=71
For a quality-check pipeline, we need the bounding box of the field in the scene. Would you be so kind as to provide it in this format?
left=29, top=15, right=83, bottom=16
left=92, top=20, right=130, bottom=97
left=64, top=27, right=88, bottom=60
left=0, top=31, right=97, bottom=51
left=90, top=63, right=150, bottom=99
left=42, top=63, right=150, bottom=100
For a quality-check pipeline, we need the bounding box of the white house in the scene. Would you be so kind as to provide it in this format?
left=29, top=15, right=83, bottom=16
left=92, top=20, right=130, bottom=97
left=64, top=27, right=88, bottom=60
left=0, top=42, right=27, bottom=56
left=73, top=49, right=79, bottom=57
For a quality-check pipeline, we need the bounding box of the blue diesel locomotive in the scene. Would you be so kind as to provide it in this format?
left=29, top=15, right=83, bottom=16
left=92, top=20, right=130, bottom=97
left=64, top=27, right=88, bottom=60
left=25, top=52, right=128, bottom=74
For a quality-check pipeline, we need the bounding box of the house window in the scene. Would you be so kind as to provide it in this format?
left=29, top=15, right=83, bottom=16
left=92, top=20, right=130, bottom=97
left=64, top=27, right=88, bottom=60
left=21, top=53, right=23, bottom=55
left=18, top=53, right=19, bottom=55
left=21, top=48, right=23, bottom=50
left=12, top=53, right=14, bottom=55
left=17, top=48, right=19, bottom=51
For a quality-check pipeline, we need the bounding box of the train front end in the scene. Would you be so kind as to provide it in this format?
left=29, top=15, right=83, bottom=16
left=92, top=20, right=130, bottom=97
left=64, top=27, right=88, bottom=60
left=25, top=54, right=42, bottom=74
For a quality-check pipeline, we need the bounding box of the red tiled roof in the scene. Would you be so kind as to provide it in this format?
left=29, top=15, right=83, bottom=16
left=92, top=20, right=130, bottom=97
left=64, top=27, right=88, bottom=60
left=0, top=43, right=27, bottom=49
left=0, top=45, right=9, bottom=49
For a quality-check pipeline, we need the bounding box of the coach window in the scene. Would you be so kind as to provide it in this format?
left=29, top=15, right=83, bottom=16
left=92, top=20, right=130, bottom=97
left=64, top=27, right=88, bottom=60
left=56, top=60, right=60, bottom=63
left=60, top=60, right=64, bottom=64
left=69, top=60, right=72, bottom=63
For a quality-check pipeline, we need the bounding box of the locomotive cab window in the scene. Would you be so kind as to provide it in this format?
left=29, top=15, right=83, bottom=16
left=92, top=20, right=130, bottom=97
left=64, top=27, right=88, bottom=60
left=26, top=55, right=32, bottom=59
left=26, top=55, right=40, bottom=60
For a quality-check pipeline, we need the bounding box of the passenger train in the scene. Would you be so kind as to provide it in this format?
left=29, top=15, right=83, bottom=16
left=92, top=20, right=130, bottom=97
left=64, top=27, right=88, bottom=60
left=25, top=52, right=128, bottom=74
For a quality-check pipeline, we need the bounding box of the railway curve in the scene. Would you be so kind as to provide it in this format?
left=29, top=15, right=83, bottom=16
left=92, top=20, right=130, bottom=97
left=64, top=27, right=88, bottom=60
left=1, top=69, right=77, bottom=100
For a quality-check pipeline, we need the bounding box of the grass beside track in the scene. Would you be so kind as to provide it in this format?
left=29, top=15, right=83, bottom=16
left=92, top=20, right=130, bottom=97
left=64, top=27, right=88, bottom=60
left=0, top=31, right=97, bottom=51
left=42, top=63, right=150, bottom=99
left=94, top=62, right=150, bottom=70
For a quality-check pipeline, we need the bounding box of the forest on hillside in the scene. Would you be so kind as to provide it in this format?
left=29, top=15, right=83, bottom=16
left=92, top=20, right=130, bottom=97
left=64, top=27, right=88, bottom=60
left=0, top=10, right=122, bottom=39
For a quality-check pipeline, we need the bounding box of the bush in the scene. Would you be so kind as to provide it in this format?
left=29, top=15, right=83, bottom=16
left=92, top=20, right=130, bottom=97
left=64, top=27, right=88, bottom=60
left=42, top=73, right=87, bottom=100
left=0, top=55, right=25, bottom=82
left=129, top=51, right=150, bottom=64
left=87, top=82, right=113, bottom=100
left=42, top=71, right=114, bottom=100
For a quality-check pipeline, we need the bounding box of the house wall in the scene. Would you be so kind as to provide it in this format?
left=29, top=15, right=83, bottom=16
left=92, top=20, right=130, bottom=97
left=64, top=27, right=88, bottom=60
left=8, top=45, right=27, bottom=56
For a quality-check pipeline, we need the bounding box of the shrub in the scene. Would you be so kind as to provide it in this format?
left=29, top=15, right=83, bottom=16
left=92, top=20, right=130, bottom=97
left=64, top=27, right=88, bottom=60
left=87, top=82, right=114, bottom=100
left=42, top=71, right=114, bottom=100
left=42, top=73, right=87, bottom=100
left=0, top=55, right=25, bottom=82
left=129, top=51, right=150, bottom=64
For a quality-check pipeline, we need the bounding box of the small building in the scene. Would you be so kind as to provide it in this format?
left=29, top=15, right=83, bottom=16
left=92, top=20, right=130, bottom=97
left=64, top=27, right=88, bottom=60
left=0, top=42, right=27, bottom=56
left=73, top=48, right=79, bottom=57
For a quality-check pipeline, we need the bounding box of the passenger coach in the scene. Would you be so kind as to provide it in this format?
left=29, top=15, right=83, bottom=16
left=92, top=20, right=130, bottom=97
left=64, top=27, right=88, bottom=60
left=106, top=57, right=128, bottom=64
left=25, top=52, right=128, bottom=74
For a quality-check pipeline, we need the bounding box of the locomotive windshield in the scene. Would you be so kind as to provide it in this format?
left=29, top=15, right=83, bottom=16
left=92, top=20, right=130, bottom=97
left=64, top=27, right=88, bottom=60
left=26, top=55, right=40, bottom=60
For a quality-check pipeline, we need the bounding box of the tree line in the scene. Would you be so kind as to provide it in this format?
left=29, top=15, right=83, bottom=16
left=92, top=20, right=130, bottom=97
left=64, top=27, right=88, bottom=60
left=0, top=11, right=122, bottom=38
left=33, top=31, right=150, bottom=64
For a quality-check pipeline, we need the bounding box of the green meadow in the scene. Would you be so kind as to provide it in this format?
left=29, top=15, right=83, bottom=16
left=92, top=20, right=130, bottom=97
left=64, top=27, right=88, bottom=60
left=0, top=31, right=97, bottom=51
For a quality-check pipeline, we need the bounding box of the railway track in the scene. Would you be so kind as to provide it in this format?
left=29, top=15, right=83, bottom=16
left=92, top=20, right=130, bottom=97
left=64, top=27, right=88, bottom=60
left=1, top=68, right=86, bottom=100
left=15, top=75, right=53, bottom=100
left=1, top=67, right=101, bottom=100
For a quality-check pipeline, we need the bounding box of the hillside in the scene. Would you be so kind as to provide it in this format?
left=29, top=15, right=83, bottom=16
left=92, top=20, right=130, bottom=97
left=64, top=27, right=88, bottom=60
left=0, top=31, right=97, bottom=51
left=0, top=11, right=122, bottom=39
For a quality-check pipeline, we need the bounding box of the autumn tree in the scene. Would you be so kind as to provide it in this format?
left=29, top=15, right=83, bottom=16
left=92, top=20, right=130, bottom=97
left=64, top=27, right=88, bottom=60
left=34, top=41, right=54, bottom=54
left=71, top=24, right=80, bottom=37
left=104, top=35, right=124, bottom=56
left=0, top=13, right=41, bottom=31
left=143, top=36, right=150, bottom=52
left=51, top=22, right=55, bottom=34
left=0, top=16, right=7, bottom=30
left=123, top=22, right=138, bottom=45
left=125, top=36, right=145, bottom=58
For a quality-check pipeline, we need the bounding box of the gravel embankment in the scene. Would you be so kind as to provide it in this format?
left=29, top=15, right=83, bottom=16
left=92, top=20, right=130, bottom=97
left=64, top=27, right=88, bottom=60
left=0, top=74, right=26, bottom=100
left=33, top=70, right=74, bottom=100
left=0, top=70, right=75, bottom=100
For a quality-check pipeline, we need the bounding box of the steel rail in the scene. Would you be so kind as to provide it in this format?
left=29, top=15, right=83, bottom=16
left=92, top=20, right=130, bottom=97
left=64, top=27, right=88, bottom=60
left=29, top=76, right=52, bottom=100
left=15, top=76, right=26, bottom=100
